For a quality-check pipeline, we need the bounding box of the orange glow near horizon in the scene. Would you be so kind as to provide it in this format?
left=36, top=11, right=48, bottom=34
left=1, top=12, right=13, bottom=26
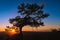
left=0, top=26, right=60, bottom=32
left=5, top=29, right=19, bottom=36
left=0, top=27, right=5, bottom=31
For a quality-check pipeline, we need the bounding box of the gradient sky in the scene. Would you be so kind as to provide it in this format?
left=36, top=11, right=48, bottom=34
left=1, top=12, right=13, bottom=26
left=0, top=0, right=60, bottom=30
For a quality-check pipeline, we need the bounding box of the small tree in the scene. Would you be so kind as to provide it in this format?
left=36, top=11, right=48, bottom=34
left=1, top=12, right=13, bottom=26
left=51, top=29, right=57, bottom=32
left=9, top=3, right=49, bottom=38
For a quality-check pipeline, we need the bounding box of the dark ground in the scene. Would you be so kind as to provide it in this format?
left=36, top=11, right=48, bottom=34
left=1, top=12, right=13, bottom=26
left=0, top=31, right=60, bottom=40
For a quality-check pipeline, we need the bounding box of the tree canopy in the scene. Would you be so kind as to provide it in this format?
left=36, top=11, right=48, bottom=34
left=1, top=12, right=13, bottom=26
left=9, top=3, right=49, bottom=29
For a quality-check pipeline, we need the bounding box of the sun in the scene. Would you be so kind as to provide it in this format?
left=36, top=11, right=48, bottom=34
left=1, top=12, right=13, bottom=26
left=11, top=29, right=15, bottom=32
left=5, top=26, right=20, bottom=36
left=8, top=29, right=17, bottom=35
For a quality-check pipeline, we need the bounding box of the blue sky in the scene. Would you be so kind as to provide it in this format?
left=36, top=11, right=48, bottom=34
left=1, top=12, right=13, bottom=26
left=0, top=0, right=60, bottom=28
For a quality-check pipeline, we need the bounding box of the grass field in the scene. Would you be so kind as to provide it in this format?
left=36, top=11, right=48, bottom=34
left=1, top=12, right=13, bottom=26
left=0, top=31, right=60, bottom=40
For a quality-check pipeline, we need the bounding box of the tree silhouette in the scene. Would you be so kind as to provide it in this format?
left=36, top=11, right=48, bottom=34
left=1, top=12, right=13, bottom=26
left=9, top=3, right=49, bottom=38
left=51, top=29, right=57, bottom=32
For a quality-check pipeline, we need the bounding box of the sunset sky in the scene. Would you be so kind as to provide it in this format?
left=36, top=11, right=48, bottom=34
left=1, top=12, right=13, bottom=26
left=0, top=0, right=60, bottom=31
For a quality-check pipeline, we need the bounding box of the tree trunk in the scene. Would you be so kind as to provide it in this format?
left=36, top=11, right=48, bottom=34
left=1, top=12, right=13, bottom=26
left=19, top=27, right=23, bottom=40
left=20, top=27, right=22, bottom=34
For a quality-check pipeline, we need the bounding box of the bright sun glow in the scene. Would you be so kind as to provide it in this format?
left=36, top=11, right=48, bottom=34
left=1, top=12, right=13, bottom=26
left=11, top=29, right=15, bottom=32
left=7, top=29, right=17, bottom=35
left=5, top=26, right=20, bottom=36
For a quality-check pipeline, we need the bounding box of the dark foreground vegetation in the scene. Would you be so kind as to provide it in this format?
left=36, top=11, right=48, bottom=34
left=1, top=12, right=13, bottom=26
left=0, top=31, right=60, bottom=40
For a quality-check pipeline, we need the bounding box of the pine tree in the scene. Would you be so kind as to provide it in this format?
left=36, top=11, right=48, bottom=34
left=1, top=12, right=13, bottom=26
left=9, top=3, right=49, bottom=39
